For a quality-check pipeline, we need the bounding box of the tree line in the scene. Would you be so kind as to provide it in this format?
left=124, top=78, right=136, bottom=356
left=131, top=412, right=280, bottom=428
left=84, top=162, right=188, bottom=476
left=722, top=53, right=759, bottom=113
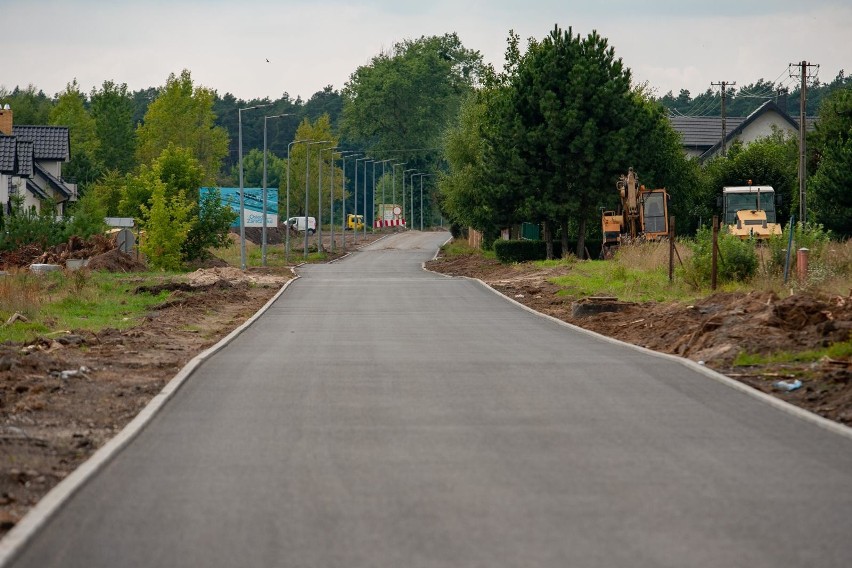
left=1, top=26, right=850, bottom=269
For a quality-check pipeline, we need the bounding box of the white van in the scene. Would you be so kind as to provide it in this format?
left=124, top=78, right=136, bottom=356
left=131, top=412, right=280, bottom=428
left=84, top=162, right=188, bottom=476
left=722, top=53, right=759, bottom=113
left=285, top=216, right=317, bottom=234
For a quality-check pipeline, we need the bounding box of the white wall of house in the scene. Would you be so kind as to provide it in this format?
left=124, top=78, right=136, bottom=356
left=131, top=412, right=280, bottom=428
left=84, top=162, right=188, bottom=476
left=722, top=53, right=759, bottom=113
left=22, top=187, right=41, bottom=214
left=40, top=160, right=62, bottom=178
left=735, top=112, right=797, bottom=145
left=0, top=173, right=8, bottom=206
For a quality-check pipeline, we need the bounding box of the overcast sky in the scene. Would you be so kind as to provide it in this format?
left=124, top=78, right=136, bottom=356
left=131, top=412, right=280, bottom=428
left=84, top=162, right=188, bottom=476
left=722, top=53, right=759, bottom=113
left=3, top=0, right=850, bottom=104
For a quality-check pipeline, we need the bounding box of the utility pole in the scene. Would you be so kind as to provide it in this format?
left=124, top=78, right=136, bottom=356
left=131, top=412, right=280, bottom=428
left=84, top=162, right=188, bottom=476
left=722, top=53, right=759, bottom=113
left=711, top=80, right=736, bottom=157
left=789, top=60, right=819, bottom=223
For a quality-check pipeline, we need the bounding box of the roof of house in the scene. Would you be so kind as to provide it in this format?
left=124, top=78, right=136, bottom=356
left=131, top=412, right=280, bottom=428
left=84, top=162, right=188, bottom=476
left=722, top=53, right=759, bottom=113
left=16, top=140, right=34, bottom=177
left=34, top=162, right=73, bottom=198
left=12, top=125, right=70, bottom=161
left=669, top=100, right=817, bottom=159
left=668, top=116, right=746, bottom=149
left=0, top=135, right=16, bottom=173
left=26, top=178, right=49, bottom=200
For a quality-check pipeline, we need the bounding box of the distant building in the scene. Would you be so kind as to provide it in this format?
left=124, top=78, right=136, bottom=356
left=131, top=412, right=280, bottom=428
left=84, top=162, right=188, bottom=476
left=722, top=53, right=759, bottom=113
left=668, top=100, right=816, bottom=162
left=0, top=105, right=78, bottom=216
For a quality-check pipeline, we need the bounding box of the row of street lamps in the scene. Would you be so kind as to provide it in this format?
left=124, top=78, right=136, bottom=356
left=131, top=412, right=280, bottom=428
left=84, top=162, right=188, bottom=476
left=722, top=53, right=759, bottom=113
left=238, top=106, right=433, bottom=268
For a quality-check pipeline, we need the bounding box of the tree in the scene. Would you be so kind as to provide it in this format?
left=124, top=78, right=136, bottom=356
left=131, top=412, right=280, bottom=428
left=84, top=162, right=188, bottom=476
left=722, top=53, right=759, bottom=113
left=136, top=70, right=229, bottom=183
left=502, top=26, right=636, bottom=257
left=182, top=188, right=237, bottom=262
left=0, top=85, right=52, bottom=124
left=91, top=80, right=137, bottom=173
left=809, top=85, right=852, bottom=236
left=233, top=147, right=286, bottom=189
left=139, top=182, right=192, bottom=271
left=49, top=80, right=102, bottom=190
left=283, top=115, right=340, bottom=218
left=341, top=33, right=485, bottom=167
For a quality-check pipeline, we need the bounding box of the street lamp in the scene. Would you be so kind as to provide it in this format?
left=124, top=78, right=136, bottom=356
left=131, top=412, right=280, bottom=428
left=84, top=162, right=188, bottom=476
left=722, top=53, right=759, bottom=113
left=339, top=152, right=361, bottom=250
left=392, top=162, right=406, bottom=215
left=305, top=140, right=330, bottom=259
left=403, top=168, right=416, bottom=228
left=286, top=139, right=309, bottom=263
left=413, top=173, right=432, bottom=231
left=262, top=113, right=290, bottom=266
left=318, top=145, right=338, bottom=252
left=238, top=103, right=270, bottom=270
left=358, top=158, right=374, bottom=241
left=375, top=159, right=391, bottom=228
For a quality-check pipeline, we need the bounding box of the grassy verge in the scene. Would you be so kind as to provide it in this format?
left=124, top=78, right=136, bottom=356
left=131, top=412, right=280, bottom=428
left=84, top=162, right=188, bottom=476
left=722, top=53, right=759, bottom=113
left=733, top=338, right=852, bottom=367
left=0, top=269, right=176, bottom=344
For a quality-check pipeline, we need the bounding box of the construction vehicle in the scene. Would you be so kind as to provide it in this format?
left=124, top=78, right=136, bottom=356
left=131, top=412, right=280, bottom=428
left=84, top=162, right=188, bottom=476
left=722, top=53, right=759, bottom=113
left=346, top=214, right=364, bottom=231
left=601, top=168, right=670, bottom=255
left=720, top=184, right=782, bottom=240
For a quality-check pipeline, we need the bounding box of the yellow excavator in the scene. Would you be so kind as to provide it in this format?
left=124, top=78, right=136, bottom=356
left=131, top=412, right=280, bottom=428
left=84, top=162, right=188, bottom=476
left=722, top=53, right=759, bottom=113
left=601, top=168, right=670, bottom=257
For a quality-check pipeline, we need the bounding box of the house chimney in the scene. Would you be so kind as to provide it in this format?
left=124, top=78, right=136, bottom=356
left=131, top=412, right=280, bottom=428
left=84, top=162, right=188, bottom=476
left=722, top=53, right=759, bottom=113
left=0, top=104, right=12, bottom=135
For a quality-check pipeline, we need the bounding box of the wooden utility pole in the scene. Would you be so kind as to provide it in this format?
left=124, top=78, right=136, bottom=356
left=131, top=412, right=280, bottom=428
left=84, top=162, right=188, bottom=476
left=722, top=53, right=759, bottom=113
left=712, top=81, right=736, bottom=157
left=789, top=61, right=819, bottom=223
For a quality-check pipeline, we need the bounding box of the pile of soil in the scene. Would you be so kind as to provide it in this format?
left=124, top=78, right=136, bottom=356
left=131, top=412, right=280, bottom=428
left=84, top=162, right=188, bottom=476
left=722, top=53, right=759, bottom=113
left=86, top=249, right=147, bottom=272
left=0, top=235, right=119, bottom=270
left=426, top=253, right=852, bottom=426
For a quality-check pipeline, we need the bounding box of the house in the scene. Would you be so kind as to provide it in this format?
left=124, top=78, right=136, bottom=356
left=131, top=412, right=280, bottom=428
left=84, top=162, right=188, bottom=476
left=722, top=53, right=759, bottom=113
left=0, top=105, right=77, bottom=216
left=668, top=100, right=816, bottom=162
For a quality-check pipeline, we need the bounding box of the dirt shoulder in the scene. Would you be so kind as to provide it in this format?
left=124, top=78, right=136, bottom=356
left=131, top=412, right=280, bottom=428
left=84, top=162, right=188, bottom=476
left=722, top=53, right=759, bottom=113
left=0, top=266, right=291, bottom=534
left=425, top=252, right=852, bottom=427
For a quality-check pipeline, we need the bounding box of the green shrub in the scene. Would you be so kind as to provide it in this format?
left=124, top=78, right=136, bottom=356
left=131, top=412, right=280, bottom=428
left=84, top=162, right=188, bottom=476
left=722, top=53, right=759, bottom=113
left=494, top=240, right=561, bottom=263
left=767, top=221, right=832, bottom=274
left=689, top=226, right=758, bottom=284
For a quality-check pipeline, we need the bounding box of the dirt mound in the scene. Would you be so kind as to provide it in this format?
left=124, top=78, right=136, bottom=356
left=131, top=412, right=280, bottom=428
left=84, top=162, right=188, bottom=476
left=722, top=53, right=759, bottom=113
left=186, top=266, right=290, bottom=288
left=86, top=249, right=147, bottom=272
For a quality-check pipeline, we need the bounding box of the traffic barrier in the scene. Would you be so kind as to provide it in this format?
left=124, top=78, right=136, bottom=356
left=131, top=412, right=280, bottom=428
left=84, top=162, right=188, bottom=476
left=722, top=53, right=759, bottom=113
left=374, top=219, right=406, bottom=228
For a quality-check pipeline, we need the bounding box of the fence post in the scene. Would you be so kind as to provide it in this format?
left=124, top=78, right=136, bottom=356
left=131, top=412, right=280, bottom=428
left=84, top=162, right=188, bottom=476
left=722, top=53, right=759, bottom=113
left=668, top=216, right=675, bottom=283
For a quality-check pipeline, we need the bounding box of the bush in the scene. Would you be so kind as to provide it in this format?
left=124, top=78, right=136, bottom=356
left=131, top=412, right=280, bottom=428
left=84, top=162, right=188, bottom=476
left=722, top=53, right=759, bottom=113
left=766, top=221, right=832, bottom=274
left=494, top=240, right=561, bottom=263
left=688, top=226, right=758, bottom=284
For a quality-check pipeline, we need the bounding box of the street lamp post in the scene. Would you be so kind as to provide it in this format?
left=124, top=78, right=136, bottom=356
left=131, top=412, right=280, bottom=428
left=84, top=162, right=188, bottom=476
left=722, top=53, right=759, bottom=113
left=305, top=141, right=330, bottom=259
left=286, top=139, right=309, bottom=263
left=355, top=157, right=373, bottom=240
left=392, top=162, right=406, bottom=216
left=374, top=159, right=391, bottom=229
left=238, top=104, right=270, bottom=270
left=318, top=146, right=337, bottom=253
left=262, top=113, right=290, bottom=266
left=340, top=152, right=361, bottom=250
left=413, top=174, right=432, bottom=231
left=403, top=168, right=415, bottom=228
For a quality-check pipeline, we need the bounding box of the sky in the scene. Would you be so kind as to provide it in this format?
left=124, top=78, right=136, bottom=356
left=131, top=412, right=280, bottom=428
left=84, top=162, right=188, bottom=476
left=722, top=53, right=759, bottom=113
left=3, top=0, right=850, bottom=103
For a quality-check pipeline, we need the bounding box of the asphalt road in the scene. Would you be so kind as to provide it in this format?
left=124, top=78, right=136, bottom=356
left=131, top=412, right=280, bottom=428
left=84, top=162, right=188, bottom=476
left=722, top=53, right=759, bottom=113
left=7, top=231, right=852, bottom=567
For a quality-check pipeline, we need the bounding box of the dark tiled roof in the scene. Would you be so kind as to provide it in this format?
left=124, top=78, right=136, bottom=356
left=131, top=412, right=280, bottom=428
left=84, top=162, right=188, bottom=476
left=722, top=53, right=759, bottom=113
left=0, top=135, right=16, bottom=173
left=669, top=116, right=745, bottom=149
left=26, top=178, right=49, bottom=200
left=669, top=100, right=817, bottom=159
left=16, top=141, right=34, bottom=177
left=12, top=125, right=70, bottom=161
left=34, top=162, right=73, bottom=198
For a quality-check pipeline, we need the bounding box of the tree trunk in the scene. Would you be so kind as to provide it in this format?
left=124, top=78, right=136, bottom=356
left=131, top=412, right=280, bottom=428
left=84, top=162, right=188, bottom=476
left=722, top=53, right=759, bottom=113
left=576, top=216, right=587, bottom=259
left=560, top=220, right=570, bottom=259
left=544, top=220, right=553, bottom=260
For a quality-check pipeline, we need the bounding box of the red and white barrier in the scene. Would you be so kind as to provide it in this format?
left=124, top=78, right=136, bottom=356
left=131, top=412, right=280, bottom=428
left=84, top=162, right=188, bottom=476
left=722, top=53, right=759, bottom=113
left=374, top=218, right=406, bottom=228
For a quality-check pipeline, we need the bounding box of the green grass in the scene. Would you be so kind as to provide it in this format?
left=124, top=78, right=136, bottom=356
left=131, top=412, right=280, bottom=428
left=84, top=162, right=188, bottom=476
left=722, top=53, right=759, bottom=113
left=550, top=260, right=699, bottom=303
left=0, top=270, right=174, bottom=344
left=733, top=337, right=852, bottom=366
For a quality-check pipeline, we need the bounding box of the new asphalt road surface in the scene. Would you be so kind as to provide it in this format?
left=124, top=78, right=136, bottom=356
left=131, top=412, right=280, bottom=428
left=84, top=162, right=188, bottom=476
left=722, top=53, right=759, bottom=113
left=5, top=231, right=852, bottom=567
